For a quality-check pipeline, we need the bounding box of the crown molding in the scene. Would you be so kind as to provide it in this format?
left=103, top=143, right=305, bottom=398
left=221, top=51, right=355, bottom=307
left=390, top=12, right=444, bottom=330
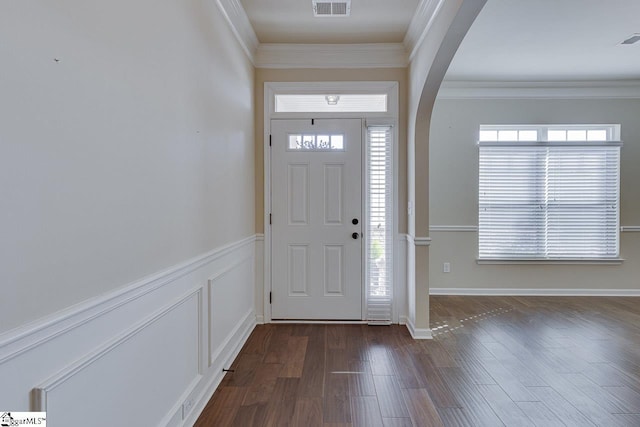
left=216, top=0, right=259, bottom=64
left=437, top=80, right=640, bottom=99
left=404, top=0, right=445, bottom=61
left=255, top=43, right=408, bottom=69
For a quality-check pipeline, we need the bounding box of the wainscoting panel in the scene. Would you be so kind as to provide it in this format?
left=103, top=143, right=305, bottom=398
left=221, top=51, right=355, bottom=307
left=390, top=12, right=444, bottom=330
left=208, top=253, right=255, bottom=367
left=34, top=289, right=202, bottom=427
left=0, top=235, right=259, bottom=427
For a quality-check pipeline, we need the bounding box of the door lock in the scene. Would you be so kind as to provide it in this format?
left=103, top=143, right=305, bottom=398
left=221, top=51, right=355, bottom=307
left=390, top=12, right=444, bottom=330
left=352, top=232, right=359, bottom=240
left=352, top=218, right=359, bottom=225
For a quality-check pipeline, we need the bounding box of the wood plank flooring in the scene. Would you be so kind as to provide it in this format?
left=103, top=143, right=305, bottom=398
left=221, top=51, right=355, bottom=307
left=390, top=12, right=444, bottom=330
left=195, top=296, right=640, bottom=426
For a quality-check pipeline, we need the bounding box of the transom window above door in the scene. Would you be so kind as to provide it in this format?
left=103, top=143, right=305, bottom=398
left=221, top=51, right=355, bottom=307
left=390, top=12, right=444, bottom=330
left=275, top=94, right=387, bottom=113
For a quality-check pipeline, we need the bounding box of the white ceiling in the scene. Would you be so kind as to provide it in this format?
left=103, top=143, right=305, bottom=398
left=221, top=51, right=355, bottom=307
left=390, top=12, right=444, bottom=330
left=239, top=0, right=419, bottom=44
left=238, top=0, right=640, bottom=81
left=445, top=0, right=640, bottom=81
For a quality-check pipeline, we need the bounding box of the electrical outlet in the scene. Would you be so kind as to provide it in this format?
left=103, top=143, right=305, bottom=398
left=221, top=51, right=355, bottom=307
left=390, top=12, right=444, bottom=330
left=443, top=262, right=451, bottom=273
left=182, top=398, right=195, bottom=419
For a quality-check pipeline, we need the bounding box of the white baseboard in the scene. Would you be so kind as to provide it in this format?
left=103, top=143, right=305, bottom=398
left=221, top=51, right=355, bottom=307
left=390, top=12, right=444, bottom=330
left=405, top=317, right=433, bottom=340
left=430, top=288, right=640, bottom=297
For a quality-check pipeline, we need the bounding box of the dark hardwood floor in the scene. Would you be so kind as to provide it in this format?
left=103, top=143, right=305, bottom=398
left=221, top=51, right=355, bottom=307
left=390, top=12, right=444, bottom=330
left=195, top=296, right=640, bottom=426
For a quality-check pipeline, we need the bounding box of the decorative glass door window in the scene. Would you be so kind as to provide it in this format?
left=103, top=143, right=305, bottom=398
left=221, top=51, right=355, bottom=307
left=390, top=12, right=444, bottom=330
left=287, top=134, right=344, bottom=151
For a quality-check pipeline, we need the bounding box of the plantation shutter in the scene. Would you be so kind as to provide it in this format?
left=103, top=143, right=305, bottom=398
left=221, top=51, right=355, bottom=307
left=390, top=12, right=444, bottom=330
left=366, top=125, right=393, bottom=322
left=479, top=142, right=621, bottom=259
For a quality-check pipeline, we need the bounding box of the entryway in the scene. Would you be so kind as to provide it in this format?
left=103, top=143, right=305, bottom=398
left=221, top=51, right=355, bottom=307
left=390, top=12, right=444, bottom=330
left=263, top=82, right=398, bottom=324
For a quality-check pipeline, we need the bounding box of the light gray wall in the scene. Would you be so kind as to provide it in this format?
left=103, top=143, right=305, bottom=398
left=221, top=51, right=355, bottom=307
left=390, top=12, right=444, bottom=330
left=429, top=97, right=640, bottom=290
left=0, top=0, right=255, bottom=333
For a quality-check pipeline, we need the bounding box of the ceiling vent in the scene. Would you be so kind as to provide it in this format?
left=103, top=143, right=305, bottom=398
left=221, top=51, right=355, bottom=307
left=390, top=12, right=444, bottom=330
left=313, top=1, right=351, bottom=17
left=621, top=33, right=640, bottom=45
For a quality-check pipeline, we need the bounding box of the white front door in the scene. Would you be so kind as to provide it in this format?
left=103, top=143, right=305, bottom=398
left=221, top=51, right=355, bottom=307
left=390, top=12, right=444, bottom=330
left=271, top=118, right=362, bottom=320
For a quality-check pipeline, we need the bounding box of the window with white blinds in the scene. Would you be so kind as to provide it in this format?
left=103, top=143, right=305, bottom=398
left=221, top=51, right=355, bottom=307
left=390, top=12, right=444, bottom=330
left=366, top=126, right=393, bottom=322
left=478, top=125, right=621, bottom=260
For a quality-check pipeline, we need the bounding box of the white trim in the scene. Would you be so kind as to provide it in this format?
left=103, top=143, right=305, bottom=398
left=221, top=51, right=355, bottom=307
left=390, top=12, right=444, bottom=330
left=207, top=256, right=255, bottom=366
left=215, top=0, right=259, bottom=64
left=398, top=315, right=408, bottom=325
left=477, top=258, right=624, bottom=265
left=430, top=288, right=640, bottom=297
left=437, top=80, right=640, bottom=100
left=209, top=308, right=256, bottom=367
left=405, top=317, right=433, bottom=339
left=183, top=308, right=256, bottom=427
left=271, top=320, right=368, bottom=325
left=264, top=82, right=400, bottom=324
left=255, top=43, right=408, bottom=69
left=33, top=287, right=203, bottom=411
left=0, top=235, right=258, bottom=364
left=404, top=0, right=445, bottom=61
left=413, top=237, right=432, bottom=246
left=430, top=225, right=478, bottom=232
left=431, top=225, right=640, bottom=233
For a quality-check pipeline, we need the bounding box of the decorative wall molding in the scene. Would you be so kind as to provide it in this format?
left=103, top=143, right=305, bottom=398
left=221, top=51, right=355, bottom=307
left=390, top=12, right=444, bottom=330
left=621, top=226, right=640, bottom=232
left=437, top=80, right=640, bottom=100
left=207, top=257, right=256, bottom=368
left=255, top=43, right=408, bottom=69
left=430, top=225, right=478, bottom=232
left=0, top=234, right=257, bottom=365
left=216, top=0, right=259, bottom=64
left=414, top=237, right=432, bottom=246
left=33, top=288, right=203, bottom=413
left=430, top=288, right=640, bottom=297
left=405, top=317, right=433, bottom=340
left=1, top=235, right=258, bottom=424
left=404, top=0, right=445, bottom=61
left=184, top=308, right=255, bottom=426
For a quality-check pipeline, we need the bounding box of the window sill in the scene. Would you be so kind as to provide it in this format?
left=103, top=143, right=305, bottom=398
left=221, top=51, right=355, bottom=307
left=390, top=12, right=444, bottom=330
left=477, top=258, right=625, bottom=265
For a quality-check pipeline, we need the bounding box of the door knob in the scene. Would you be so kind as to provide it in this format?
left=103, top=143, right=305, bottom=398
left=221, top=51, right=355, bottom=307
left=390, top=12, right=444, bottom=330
left=352, top=232, right=359, bottom=240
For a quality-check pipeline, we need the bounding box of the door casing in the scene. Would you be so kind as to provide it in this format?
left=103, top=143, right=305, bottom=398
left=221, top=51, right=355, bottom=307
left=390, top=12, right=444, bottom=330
left=263, top=81, right=400, bottom=323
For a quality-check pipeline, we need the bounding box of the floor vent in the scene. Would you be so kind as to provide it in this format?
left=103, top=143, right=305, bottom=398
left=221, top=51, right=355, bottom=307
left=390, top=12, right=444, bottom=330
left=313, top=1, right=351, bottom=17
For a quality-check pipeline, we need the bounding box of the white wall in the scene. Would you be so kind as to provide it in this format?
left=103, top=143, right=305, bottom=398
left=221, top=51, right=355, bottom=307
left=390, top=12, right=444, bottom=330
left=0, top=0, right=255, bottom=333
left=0, top=0, right=257, bottom=424
left=429, top=96, right=640, bottom=292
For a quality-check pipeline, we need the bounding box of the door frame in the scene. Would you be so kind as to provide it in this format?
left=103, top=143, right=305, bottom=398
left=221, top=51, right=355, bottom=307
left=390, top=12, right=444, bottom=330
left=263, top=81, right=399, bottom=323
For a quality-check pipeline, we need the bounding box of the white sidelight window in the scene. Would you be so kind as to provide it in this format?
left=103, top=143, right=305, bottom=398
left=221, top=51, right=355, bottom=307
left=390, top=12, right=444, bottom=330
left=478, top=124, right=621, bottom=260
left=366, top=125, right=394, bottom=322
